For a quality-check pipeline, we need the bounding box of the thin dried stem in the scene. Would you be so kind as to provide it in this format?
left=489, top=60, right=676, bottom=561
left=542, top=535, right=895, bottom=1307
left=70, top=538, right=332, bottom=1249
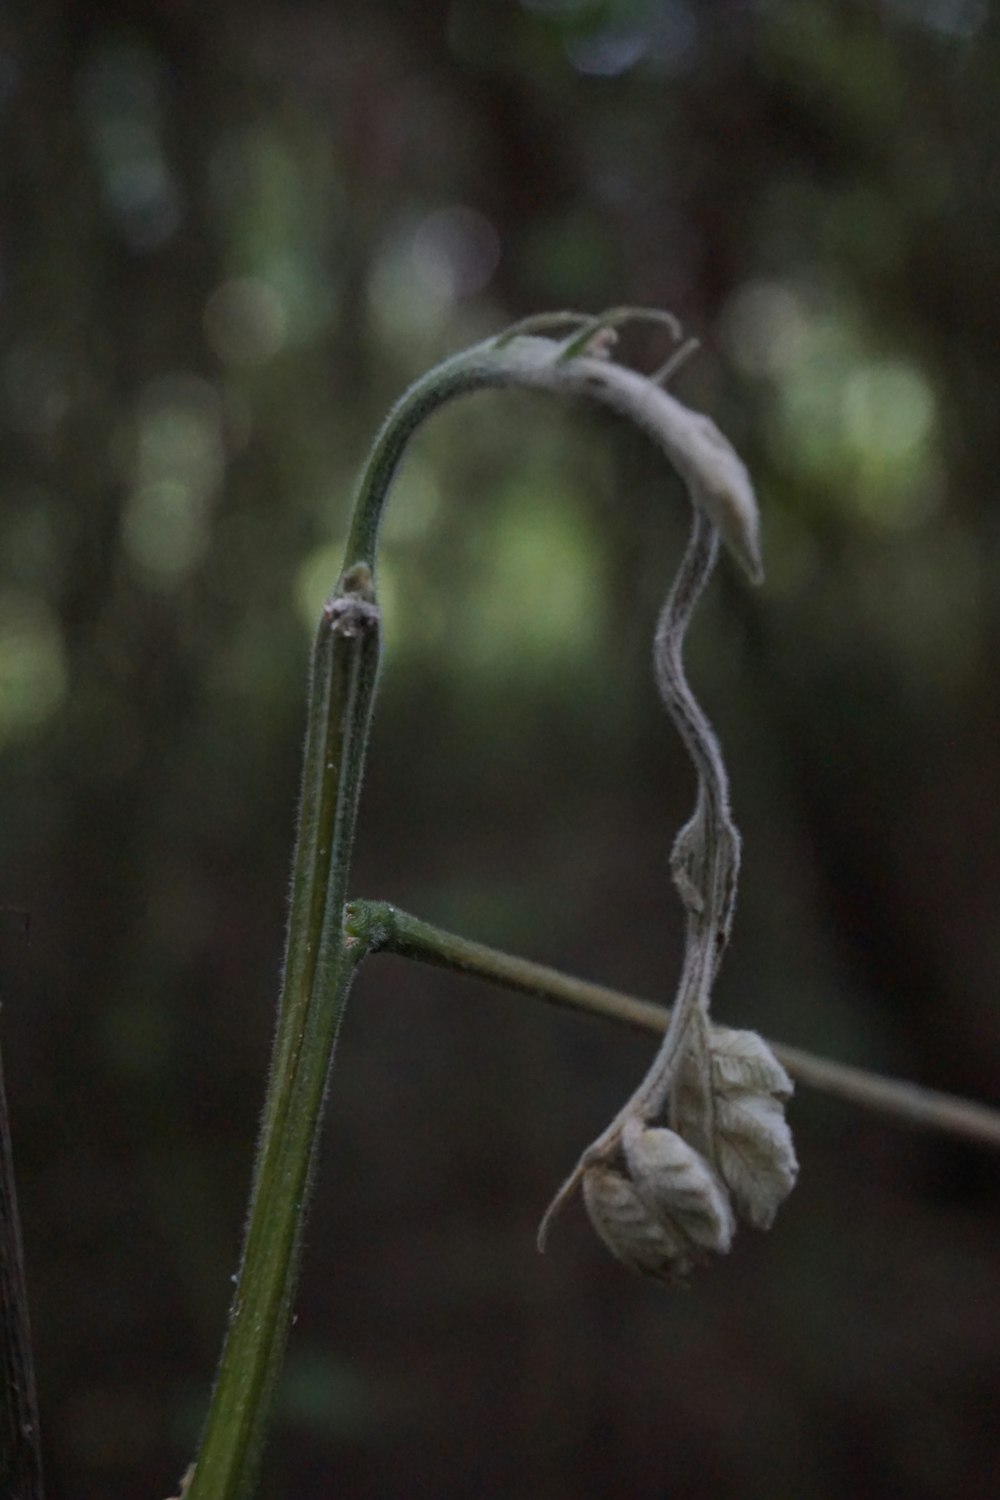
left=536, top=501, right=746, bottom=1244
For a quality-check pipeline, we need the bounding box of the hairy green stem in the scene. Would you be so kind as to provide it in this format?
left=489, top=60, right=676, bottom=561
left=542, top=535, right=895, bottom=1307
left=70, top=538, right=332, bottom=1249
left=346, top=900, right=1000, bottom=1153
left=342, top=346, right=529, bottom=572
left=187, top=572, right=381, bottom=1500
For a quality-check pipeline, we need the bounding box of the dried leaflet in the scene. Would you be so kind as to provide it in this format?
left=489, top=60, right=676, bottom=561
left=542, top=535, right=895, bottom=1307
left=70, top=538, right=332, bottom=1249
left=623, top=1120, right=734, bottom=1254
left=583, top=1164, right=697, bottom=1283
left=582, top=1123, right=734, bottom=1284
left=675, top=1027, right=798, bottom=1233
left=580, top=366, right=763, bottom=584
left=705, top=1025, right=794, bottom=1098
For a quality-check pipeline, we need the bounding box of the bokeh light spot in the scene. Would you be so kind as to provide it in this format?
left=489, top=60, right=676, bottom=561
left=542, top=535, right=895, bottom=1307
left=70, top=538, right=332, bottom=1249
left=567, top=26, right=647, bottom=77
left=77, top=41, right=183, bottom=252
left=122, top=376, right=225, bottom=585
left=381, top=457, right=444, bottom=546
left=879, top=0, right=987, bottom=38
left=410, top=206, right=501, bottom=302
left=3, top=338, right=72, bottom=439
left=721, top=281, right=810, bottom=377
left=724, top=280, right=940, bottom=528
left=369, top=207, right=500, bottom=341
left=0, top=590, right=67, bottom=743
left=841, top=361, right=935, bottom=468
left=204, top=277, right=289, bottom=367
left=454, top=477, right=601, bottom=679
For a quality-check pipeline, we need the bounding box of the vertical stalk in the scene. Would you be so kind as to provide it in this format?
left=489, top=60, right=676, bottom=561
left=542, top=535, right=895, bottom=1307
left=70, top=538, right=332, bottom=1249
left=186, top=567, right=380, bottom=1500
left=0, top=1030, right=43, bottom=1500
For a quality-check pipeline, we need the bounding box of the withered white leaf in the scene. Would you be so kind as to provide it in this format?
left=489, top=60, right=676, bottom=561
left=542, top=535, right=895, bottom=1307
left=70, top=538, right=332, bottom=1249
left=566, top=362, right=763, bottom=584
left=674, top=1026, right=797, bottom=1233
left=707, top=1025, right=794, bottom=1100
left=622, top=1121, right=734, bottom=1255
left=582, top=1163, right=699, bottom=1284
left=714, top=1092, right=798, bottom=1231
left=506, top=339, right=764, bottom=582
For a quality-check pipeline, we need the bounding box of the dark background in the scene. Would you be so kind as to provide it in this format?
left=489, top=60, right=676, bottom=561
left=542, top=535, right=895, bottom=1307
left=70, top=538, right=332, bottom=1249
left=2, top=2, right=999, bottom=1496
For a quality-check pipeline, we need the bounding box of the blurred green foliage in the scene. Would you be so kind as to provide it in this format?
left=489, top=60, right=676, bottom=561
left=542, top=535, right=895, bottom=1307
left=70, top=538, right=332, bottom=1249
left=1, top=1, right=999, bottom=1496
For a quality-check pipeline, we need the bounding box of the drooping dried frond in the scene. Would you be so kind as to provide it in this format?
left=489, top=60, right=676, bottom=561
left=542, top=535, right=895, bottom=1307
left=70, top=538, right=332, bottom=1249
left=526, top=309, right=797, bottom=1281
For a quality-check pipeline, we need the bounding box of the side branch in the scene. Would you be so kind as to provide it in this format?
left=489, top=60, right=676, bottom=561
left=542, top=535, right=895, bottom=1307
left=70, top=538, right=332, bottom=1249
left=345, top=901, right=1000, bottom=1153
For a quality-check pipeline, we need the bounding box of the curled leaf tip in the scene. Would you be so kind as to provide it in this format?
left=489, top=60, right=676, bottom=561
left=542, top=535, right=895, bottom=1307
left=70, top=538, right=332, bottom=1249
left=652, top=336, right=701, bottom=388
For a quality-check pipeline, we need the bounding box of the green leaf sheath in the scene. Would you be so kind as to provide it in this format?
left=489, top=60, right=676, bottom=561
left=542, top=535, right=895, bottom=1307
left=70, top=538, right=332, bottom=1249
left=187, top=578, right=381, bottom=1500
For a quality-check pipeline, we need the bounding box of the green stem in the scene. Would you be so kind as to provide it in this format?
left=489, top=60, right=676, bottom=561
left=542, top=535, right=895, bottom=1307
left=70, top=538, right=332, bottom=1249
left=345, top=900, right=1000, bottom=1154
left=341, top=344, right=519, bottom=571
left=182, top=332, right=586, bottom=1499
left=186, top=572, right=381, bottom=1500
